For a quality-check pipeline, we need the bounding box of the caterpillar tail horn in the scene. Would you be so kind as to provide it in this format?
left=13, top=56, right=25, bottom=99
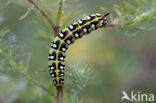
left=102, top=12, right=110, bottom=18
left=104, top=12, right=110, bottom=16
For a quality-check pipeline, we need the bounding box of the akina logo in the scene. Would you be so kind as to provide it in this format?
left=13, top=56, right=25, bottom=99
left=121, top=91, right=155, bottom=102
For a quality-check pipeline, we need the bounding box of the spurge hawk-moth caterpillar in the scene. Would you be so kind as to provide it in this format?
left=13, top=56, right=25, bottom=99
left=48, top=13, right=110, bottom=88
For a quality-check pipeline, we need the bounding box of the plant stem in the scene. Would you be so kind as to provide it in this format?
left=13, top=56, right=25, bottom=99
left=105, top=23, right=116, bottom=27
left=56, top=1, right=64, bottom=103
left=56, top=87, right=64, bottom=103
left=28, top=0, right=58, bottom=36
left=56, top=0, right=63, bottom=35
left=28, top=1, right=116, bottom=103
left=26, top=74, right=57, bottom=99
left=28, top=0, right=64, bottom=103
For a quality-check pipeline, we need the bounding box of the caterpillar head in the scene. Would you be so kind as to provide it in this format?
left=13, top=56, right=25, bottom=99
left=96, top=13, right=110, bottom=27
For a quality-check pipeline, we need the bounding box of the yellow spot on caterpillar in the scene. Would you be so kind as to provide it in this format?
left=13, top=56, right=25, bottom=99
left=60, top=77, right=64, bottom=79
left=62, top=28, right=68, bottom=32
left=73, top=22, right=78, bottom=25
left=49, top=61, right=53, bottom=66
left=50, top=70, right=53, bottom=73
left=91, top=14, right=96, bottom=16
left=54, top=37, right=59, bottom=42
left=49, top=48, right=54, bottom=55
left=61, top=62, right=65, bottom=65
left=96, top=23, right=100, bottom=28
left=62, top=52, right=65, bottom=56
left=88, top=27, right=92, bottom=32
left=82, top=18, right=86, bottom=20
left=79, top=32, right=83, bottom=36
left=71, top=37, right=75, bottom=42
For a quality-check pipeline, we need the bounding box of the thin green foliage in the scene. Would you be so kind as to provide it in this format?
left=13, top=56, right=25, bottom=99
left=0, top=26, right=56, bottom=100
left=19, top=0, right=40, bottom=20
left=72, top=96, right=83, bottom=103
left=0, top=0, right=12, bottom=9
left=65, top=63, right=94, bottom=99
left=34, top=0, right=79, bottom=42
left=19, top=5, right=34, bottom=20
left=0, top=28, right=30, bottom=74
left=1, top=0, right=156, bottom=103
left=103, top=0, right=156, bottom=35
left=29, top=0, right=156, bottom=102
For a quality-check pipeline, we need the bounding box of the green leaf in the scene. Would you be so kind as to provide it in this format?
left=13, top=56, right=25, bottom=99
left=19, top=60, right=27, bottom=75
left=124, top=1, right=135, bottom=12
left=113, top=4, right=122, bottom=17
left=0, top=70, right=6, bottom=73
left=8, top=59, right=20, bottom=72
left=112, top=0, right=156, bottom=35
left=35, top=30, right=51, bottom=41
left=0, top=28, right=10, bottom=38
left=26, top=53, right=32, bottom=69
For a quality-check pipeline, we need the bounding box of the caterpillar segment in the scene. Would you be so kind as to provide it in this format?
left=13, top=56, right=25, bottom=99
left=48, top=13, right=109, bottom=88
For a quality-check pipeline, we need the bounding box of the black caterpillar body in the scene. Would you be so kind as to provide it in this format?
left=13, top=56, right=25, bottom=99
left=48, top=13, right=109, bottom=88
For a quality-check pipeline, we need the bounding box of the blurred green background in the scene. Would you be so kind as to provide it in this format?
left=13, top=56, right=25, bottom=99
left=0, top=0, right=156, bottom=103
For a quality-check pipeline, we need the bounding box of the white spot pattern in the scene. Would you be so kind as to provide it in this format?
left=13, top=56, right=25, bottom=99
left=75, top=33, right=79, bottom=37
left=60, top=66, right=64, bottom=69
left=78, top=20, right=82, bottom=24
left=67, top=40, right=71, bottom=44
left=96, top=13, right=101, bottom=16
left=53, top=44, right=57, bottom=48
left=60, top=57, right=64, bottom=60
left=91, top=24, right=95, bottom=29
left=50, top=56, right=54, bottom=59
left=87, top=16, right=91, bottom=20
left=50, top=66, right=54, bottom=70
left=100, top=20, right=104, bottom=26
left=69, top=25, right=73, bottom=29
left=62, top=48, right=66, bottom=51
left=51, top=74, right=55, bottom=77
left=83, top=28, right=87, bottom=33
left=60, top=33, right=63, bottom=37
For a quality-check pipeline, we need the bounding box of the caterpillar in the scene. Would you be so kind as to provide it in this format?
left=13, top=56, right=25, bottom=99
left=48, top=13, right=110, bottom=88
